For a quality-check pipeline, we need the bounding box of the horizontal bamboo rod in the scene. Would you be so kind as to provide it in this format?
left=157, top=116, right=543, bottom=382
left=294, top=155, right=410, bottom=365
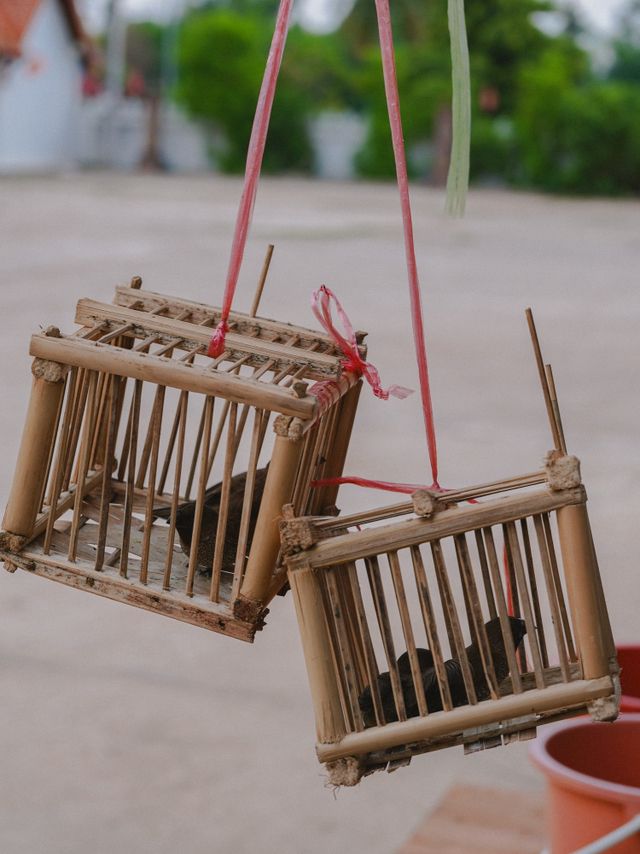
left=289, top=487, right=586, bottom=571
left=113, top=285, right=339, bottom=349
left=314, top=470, right=548, bottom=531
left=30, top=334, right=317, bottom=419
left=75, top=300, right=342, bottom=378
left=315, top=675, right=613, bottom=761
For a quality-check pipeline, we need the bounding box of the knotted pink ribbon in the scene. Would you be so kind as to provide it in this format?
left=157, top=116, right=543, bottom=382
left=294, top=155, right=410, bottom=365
left=311, top=285, right=412, bottom=401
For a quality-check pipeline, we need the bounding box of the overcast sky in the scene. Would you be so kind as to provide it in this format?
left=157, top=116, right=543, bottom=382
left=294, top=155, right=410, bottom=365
left=79, top=0, right=629, bottom=35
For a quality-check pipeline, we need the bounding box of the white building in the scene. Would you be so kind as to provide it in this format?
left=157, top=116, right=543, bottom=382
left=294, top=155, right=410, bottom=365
left=0, top=0, right=88, bottom=172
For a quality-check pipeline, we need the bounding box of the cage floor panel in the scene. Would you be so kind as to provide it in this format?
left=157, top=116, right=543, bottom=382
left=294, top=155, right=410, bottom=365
left=10, top=500, right=259, bottom=641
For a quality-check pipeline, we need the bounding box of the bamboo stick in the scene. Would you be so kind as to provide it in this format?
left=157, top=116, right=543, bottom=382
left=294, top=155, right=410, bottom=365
left=431, top=540, right=477, bottom=704
left=504, top=521, right=545, bottom=688
left=45, top=368, right=78, bottom=512
left=387, top=550, right=429, bottom=715
left=533, top=514, right=571, bottom=682
left=365, top=555, right=407, bottom=722
left=239, top=432, right=304, bottom=605
left=325, top=568, right=365, bottom=731
left=542, top=513, right=577, bottom=661
left=545, top=363, right=567, bottom=455
left=140, top=385, right=165, bottom=584
left=162, top=390, right=188, bottom=590
left=119, top=379, right=142, bottom=578
left=61, top=368, right=90, bottom=492
left=346, top=562, right=386, bottom=726
left=250, top=244, right=274, bottom=317
left=288, top=563, right=347, bottom=743
left=410, top=545, right=453, bottom=711
left=481, top=527, right=523, bottom=693
left=67, top=372, right=98, bottom=561
left=316, top=675, right=614, bottom=763
left=185, top=398, right=208, bottom=500
left=210, top=403, right=238, bottom=602
left=231, top=409, right=264, bottom=601
left=520, top=517, right=549, bottom=667
left=556, top=503, right=609, bottom=680
left=454, top=534, right=500, bottom=700
left=95, top=376, right=122, bottom=571
left=3, top=368, right=68, bottom=538
left=185, top=395, right=214, bottom=597
left=525, top=307, right=562, bottom=451
left=474, top=529, right=497, bottom=619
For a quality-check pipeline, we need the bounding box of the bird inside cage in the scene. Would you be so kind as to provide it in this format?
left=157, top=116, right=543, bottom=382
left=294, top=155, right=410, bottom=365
left=153, top=466, right=269, bottom=576
left=359, top=616, right=527, bottom=727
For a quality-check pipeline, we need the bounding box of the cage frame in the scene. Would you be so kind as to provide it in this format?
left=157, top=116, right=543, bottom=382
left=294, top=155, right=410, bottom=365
left=281, top=455, right=619, bottom=785
left=0, top=278, right=363, bottom=642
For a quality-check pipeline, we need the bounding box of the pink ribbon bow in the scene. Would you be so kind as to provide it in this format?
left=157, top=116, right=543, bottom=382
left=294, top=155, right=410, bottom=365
left=311, top=285, right=412, bottom=401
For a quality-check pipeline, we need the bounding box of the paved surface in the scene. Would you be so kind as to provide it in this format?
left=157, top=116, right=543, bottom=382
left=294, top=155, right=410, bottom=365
left=0, top=173, right=638, bottom=854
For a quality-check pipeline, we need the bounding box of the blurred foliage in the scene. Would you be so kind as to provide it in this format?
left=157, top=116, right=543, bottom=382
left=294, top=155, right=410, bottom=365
left=145, top=0, right=640, bottom=194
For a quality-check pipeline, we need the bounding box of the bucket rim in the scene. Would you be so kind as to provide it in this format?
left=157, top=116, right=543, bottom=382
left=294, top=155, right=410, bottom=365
left=529, top=714, right=640, bottom=805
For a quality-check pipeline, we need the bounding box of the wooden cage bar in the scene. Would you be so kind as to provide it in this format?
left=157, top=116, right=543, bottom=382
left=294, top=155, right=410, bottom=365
left=282, top=458, right=619, bottom=786
left=1, top=279, right=364, bottom=643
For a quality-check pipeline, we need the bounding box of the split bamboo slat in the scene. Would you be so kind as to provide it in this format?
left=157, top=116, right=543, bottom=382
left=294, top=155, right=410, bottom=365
left=283, top=462, right=619, bottom=785
left=0, top=269, right=364, bottom=642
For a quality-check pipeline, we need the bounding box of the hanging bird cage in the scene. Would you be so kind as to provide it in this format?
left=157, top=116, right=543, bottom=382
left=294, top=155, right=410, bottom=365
left=0, top=277, right=363, bottom=642
left=281, top=323, right=620, bottom=786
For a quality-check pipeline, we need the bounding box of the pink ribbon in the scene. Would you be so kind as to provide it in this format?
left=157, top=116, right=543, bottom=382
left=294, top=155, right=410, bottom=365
left=311, top=285, right=412, bottom=401
left=208, top=0, right=294, bottom=359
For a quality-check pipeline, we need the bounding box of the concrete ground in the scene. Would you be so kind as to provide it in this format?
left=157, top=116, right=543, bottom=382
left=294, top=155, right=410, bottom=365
left=0, top=173, right=638, bottom=854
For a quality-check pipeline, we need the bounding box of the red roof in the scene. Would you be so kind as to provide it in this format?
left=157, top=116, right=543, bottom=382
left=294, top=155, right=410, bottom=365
left=0, top=0, right=87, bottom=58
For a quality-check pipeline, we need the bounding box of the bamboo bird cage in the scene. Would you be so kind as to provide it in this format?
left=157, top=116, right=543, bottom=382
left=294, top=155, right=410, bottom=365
left=281, top=315, right=620, bottom=786
left=0, top=273, right=363, bottom=642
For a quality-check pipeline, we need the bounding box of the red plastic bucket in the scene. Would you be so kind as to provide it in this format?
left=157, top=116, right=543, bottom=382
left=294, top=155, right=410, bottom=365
left=530, top=715, right=640, bottom=853
left=618, top=646, right=640, bottom=713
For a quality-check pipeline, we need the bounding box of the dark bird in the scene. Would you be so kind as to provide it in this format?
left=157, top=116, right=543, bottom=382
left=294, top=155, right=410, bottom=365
left=153, top=467, right=269, bottom=575
left=359, top=616, right=527, bottom=727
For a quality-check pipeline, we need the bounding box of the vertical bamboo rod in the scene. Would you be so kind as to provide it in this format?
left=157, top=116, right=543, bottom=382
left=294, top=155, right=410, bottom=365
left=318, top=572, right=356, bottom=731
left=504, top=521, right=546, bottom=688
left=185, top=395, right=214, bottom=597
left=210, top=403, right=238, bottom=602
left=347, top=562, right=386, bottom=727
left=365, top=555, right=407, bottom=722
left=3, top=367, right=68, bottom=538
left=587, top=519, right=617, bottom=665
left=482, top=526, right=523, bottom=693
left=43, top=371, right=79, bottom=554
left=62, top=368, right=90, bottom=491
left=533, top=514, right=571, bottom=682
left=95, top=376, right=122, bottom=571
left=545, top=363, right=567, bottom=455
left=430, top=540, right=478, bottom=704
left=454, top=534, right=500, bottom=700
left=162, top=390, right=188, bottom=590
left=67, top=372, right=98, bottom=561
left=542, top=513, right=577, bottom=661
left=520, top=517, right=549, bottom=667
left=184, top=399, right=208, bottom=500
left=387, top=550, right=429, bottom=715
left=231, top=408, right=263, bottom=601
left=556, top=502, right=609, bottom=680
left=239, top=432, right=304, bottom=605
left=119, top=379, right=142, bottom=578
left=288, top=564, right=347, bottom=744
left=325, top=568, right=364, bottom=731
left=410, top=545, right=453, bottom=711
left=249, top=244, right=274, bottom=317
left=525, top=307, right=562, bottom=451
left=140, top=386, right=165, bottom=584
left=474, top=529, right=497, bottom=619
left=337, top=565, right=369, bottom=696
